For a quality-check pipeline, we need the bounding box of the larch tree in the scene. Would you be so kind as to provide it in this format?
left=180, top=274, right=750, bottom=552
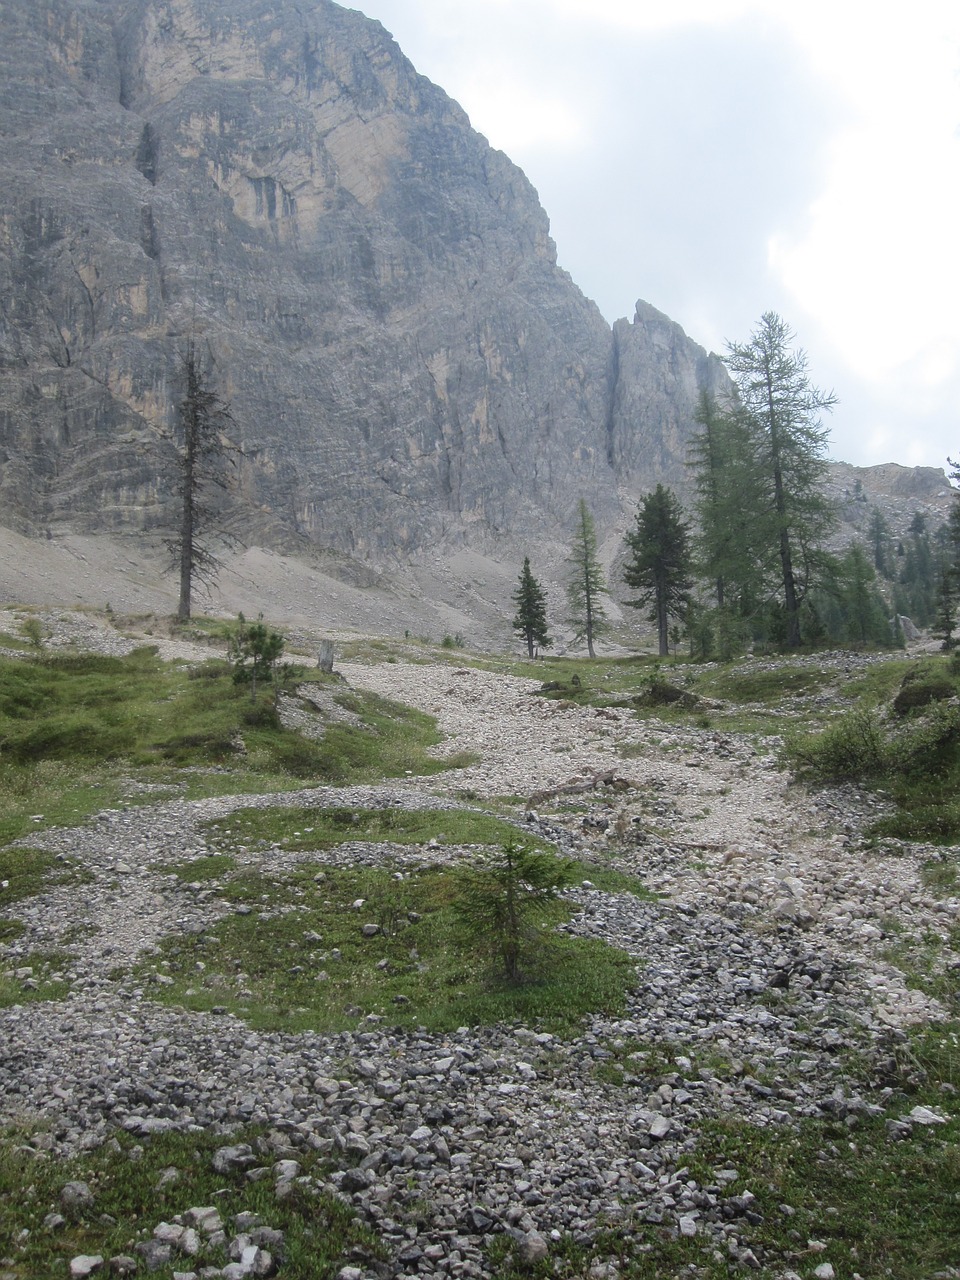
left=687, top=390, right=769, bottom=655
left=723, top=312, right=837, bottom=648
left=167, top=343, right=239, bottom=621
left=565, top=499, right=609, bottom=658
left=623, top=484, right=693, bottom=656
left=512, top=557, right=551, bottom=658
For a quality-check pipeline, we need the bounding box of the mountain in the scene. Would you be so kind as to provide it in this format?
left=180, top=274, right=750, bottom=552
left=0, top=0, right=729, bottom=568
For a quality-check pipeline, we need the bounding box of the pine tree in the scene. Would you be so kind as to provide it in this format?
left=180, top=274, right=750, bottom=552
left=512, top=557, right=551, bottom=658
left=623, top=485, right=693, bottom=656
left=565, top=499, right=609, bottom=658
left=723, top=312, right=837, bottom=648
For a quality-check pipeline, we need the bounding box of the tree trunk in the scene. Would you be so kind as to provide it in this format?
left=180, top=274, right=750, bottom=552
left=177, top=457, right=195, bottom=621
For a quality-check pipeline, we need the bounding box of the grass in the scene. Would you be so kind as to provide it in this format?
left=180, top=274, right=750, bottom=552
left=133, top=859, right=639, bottom=1036
left=0, top=846, right=91, bottom=909
left=199, top=805, right=545, bottom=855
left=3, top=620, right=960, bottom=1277
left=491, top=1020, right=960, bottom=1280
left=782, top=655, right=960, bottom=843
left=0, top=650, right=474, bottom=844
left=488, top=1110, right=960, bottom=1280
left=0, top=948, right=74, bottom=1008
left=881, top=927, right=960, bottom=1014
left=0, top=1124, right=381, bottom=1280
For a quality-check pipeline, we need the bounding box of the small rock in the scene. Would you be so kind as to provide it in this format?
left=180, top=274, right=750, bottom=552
left=60, top=1181, right=95, bottom=1217
left=518, top=1230, right=550, bottom=1265
left=69, top=1258, right=104, bottom=1279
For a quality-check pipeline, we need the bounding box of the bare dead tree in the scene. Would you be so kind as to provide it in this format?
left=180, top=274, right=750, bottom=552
left=166, top=342, right=240, bottom=621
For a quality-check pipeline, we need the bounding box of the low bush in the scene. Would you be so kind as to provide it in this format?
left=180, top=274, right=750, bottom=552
left=785, top=706, right=887, bottom=782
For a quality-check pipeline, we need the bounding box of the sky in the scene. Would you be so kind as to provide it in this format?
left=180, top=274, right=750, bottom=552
left=354, top=0, right=959, bottom=473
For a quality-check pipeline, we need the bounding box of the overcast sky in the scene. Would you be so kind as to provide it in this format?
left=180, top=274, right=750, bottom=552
left=355, top=0, right=958, bottom=474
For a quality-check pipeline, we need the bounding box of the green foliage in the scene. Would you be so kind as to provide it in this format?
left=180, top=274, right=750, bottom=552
left=722, top=312, right=837, bottom=648
left=0, top=650, right=474, bottom=843
left=687, top=391, right=768, bottom=627
left=835, top=541, right=893, bottom=646
left=784, top=662, right=960, bottom=840
left=19, top=615, right=44, bottom=649
left=623, top=484, right=693, bottom=657
left=230, top=613, right=287, bottom=699
left=565, top=499, right=609, bottom=658
left=786, top=706, right=891, bottom=783
left=512, top=557, right=551, bottom=658
left=453, top=841, right=577, bottom=983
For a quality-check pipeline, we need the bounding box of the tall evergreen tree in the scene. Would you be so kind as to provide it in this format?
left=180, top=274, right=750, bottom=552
left=687, top=390, right=768, bottom=655
left=623, top=485, right=693, bottom=656
left=512, top=557, right=551, bottom=658
left=688, top=391, right=761, bottom=610
left=932, top=567, right=958, bottom=651
left=836, top=542, right=890, bottom=646
left=866, top=507, right=894, bottom=578
left=897, top=511, right=937, bottom=626
left=167, top=344, right=238, bottom=621
left=565, top=499, right=609, bottom=658
left=724, top=312, right=837, bottom=648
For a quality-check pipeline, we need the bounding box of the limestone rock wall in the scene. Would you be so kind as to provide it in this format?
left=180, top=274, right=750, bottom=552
left=0, top=0, right=725, bottom=559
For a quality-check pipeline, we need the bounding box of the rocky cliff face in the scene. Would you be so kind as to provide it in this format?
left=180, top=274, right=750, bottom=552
left=0, top=0, right=727, bottom=564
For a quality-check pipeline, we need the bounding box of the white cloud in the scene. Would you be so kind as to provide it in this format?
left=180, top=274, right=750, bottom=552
left=363, top=0, right=960, bottom=468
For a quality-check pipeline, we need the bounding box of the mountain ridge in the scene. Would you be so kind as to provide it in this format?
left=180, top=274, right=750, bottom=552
left=0, top=0, right=953, bottom=638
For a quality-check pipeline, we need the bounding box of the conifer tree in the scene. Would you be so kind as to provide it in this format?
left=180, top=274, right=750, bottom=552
left=512, top=557, right=551, bottom=658
left=623, top=485, right=693, bottom=656
left=565, top=499, right=609, bottom=658
left=723, top=312, right=837, bottom=648
left=837, top=542, right=890, bottom=646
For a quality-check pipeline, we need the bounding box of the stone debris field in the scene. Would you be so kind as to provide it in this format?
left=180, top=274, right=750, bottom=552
left=1, top=612, right=958, bottom=1280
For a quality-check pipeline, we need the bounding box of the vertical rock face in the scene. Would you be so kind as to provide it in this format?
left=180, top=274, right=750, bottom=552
left=610, top=302, right=729, bottom=488
left=0, top=0, right=722, bottom=559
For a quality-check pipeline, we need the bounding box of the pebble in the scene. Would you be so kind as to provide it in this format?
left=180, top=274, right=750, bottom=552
left=2, top=618, right=957, bottom=1280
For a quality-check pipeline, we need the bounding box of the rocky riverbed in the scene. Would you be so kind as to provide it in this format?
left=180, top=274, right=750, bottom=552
left=1, top=612, right=958, bottom=1280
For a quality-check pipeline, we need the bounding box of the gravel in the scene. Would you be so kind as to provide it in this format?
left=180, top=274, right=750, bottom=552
left=2, top=615, right=958, bottom=1279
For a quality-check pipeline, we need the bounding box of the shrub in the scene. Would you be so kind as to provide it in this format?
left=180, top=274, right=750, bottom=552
left=453, top=841, right=576, bottom=983
left=893, top=676, right=956, bottom=716
left=785, top=706, right=887, bottom=783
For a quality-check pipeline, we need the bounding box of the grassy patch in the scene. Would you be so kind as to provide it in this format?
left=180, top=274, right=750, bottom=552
left=162, top=853, right=238, bottom=881
left=0, top=846, right=91, bottom=909
left=693, top=662, right=833, bottom=704
left=201, top=806, right=541, bottom=855
left=488, top=1093, right=960, bottom=1280
left=134, top=861, right=637, bottom=1036
left=0, top=949, right=75, bottom=1009
left=0, top=1124, right=380, bottom=1280
left=0, top=651, right=476, bottom=844
left=920, top=853, right=959, bottom=895
left=783, top=662, right=960, bottom=843
left=881, top=928, right=960, bottom=1014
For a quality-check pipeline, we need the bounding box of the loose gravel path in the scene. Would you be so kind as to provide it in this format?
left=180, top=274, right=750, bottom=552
left=1, top=616, right=958, bottom=1279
